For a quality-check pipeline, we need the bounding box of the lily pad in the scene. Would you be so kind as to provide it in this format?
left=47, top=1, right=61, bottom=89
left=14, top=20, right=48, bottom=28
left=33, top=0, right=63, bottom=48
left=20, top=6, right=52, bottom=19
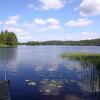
left=28, top=82, right=36, bottom=86
left=25, top=80, right=36, bottom=87
left=45, top=89, right=51, bottom=93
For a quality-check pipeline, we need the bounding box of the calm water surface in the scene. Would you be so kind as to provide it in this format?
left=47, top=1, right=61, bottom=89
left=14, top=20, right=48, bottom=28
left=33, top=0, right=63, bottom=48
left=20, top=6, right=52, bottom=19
left=0, top=46, right=100, bottom=100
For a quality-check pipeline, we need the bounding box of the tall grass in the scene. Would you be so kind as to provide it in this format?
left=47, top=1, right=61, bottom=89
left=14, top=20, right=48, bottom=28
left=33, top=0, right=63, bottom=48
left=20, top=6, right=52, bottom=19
left=61, top=52, right=100, bottom=70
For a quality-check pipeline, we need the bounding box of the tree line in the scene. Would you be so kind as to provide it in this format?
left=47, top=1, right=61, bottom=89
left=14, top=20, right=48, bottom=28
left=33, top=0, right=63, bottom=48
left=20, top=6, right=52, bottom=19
left=23, top=39, right=100, bottom=46
left=0, top=30, right=99, bottom=46
left=0, top=30, right=18, bottom=46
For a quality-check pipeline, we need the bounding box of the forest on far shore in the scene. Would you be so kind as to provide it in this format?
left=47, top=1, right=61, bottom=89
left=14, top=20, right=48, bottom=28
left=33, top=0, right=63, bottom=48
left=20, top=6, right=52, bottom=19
left=22, top=39, right=100, bottom=46
left=0, top=30, right=100, bottom=46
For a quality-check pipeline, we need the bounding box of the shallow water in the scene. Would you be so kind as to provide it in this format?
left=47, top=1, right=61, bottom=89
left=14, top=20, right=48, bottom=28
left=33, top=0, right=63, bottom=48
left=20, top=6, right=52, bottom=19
left=0, top=46, right=100, bottom=100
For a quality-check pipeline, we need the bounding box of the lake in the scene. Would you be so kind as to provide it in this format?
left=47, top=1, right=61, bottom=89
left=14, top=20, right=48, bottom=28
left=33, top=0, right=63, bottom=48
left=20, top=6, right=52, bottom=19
left=0, top=46, right=100, bottom=100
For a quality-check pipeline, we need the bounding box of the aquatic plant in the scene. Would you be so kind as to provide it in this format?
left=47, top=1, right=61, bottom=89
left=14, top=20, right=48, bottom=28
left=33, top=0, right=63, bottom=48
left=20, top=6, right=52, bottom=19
left=25, top=79, right=63, bottom=95
left=25, top=80, right=36, bottom=86
left=61, top=52, right=100, bottom=92
left=62, top=52, right=100, bottom=70
left=39, top=79, right=63, bottom=95
left=62, top=52, right=100, bottom=59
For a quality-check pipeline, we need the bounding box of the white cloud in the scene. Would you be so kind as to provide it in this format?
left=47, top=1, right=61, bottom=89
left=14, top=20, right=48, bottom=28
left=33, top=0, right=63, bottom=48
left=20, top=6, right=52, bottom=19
left=35, top=0, right=68, bottom=10
left=22, top=18, right=60, bottom=32
left=17, top=32, right=34, bottom=42
left=1, top=15, right=99, bottom=42
left=80, top=32, right=99, bottom=40
left=70, top=32, right=99, bottom=40
left=76, top=0, right=100, bottom=16
left=30, top=18, right=60, bottom=31
left=32, top=18, right=60, bottom=26
left=6, top=27, right=23, bottom=33
left=47, top=18, right=59, bottom=25
left=0, top=21, right=3, bottom=25
left=5, top=15, right=20, bottom=26
left=28, top=3, right=34, bottom=8
left=5, top=27, right=34, bottom=42
left=40, top=32, right=99, bottom=41
left=65, top=18, right=93, bottom=27
left=32, top=18, right=46, bottom=25
left=46, top=18, right=60, bottom=29
left=0, top=15, right=32, bottom=42
left=1, top=17, right=61, bottom=42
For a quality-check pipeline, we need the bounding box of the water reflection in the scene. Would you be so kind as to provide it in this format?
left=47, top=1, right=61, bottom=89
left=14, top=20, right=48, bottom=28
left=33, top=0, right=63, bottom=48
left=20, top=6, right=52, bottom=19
left=78, top=62, right=100, bottom=92
left=24, top=52, right=100, bottom=100
left=0, top=47, right=18, bottom=79
left=40, top=79, right=63, bottom=95
left=0, top=46, right=100, bottom=100
left=25, top=79, right=64, bottom=95
left=33, top=58, right=61, bottom=72
left=63, top=54, right=100, bottom=93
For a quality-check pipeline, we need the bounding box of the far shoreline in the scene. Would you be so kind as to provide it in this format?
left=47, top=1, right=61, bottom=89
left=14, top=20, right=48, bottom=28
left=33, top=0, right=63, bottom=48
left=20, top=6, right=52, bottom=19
left=0, top=45, right=100, bottom=48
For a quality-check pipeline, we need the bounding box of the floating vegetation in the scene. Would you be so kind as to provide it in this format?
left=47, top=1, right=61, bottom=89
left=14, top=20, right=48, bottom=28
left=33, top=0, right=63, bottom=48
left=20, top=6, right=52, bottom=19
left=25, top=79, right=64, bottom=95
left=25, top=80, right=36, bottom=87
left=44, top=89, right=51, bottom=93
left=39, top=79, right=63, bottom=95
left=28, top=82, right=36, bottom=86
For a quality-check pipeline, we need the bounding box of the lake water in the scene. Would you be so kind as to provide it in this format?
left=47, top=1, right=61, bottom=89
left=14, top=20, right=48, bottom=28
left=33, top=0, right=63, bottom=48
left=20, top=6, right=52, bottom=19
left=0, top=46, right=100, bottom=100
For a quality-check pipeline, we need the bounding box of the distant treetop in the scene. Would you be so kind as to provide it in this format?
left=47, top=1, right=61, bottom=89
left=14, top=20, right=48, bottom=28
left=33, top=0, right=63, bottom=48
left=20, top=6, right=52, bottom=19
left=0, top=30, right=18, bottom=45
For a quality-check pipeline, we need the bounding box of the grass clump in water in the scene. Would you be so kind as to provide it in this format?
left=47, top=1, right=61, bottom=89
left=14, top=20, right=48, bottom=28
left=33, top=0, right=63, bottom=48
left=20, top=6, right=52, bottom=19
left=62, top=52, right=100, bottom=59
left=61, top=52, right=100, bottom=71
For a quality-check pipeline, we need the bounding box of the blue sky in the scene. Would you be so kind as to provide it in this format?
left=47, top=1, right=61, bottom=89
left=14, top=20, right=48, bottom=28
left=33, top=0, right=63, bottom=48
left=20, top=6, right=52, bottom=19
left=0, top=0, right=100, bottom=42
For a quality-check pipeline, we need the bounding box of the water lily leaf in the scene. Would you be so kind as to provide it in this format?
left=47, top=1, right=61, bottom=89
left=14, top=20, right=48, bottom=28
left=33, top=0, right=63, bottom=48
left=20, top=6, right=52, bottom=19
left=51, top=80, right=57, bottom=83
left=45, top=89, right=51, bottom=93
left=25, top=80, right=36, bottom=87
left=28, top=82, right=36, bottom=86
left=49, top=83, right=56, bottom=87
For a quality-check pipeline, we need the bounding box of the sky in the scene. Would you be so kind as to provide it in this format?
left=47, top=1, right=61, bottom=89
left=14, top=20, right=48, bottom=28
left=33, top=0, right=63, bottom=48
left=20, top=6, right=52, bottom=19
left=0, top=0, right=100, bottom=42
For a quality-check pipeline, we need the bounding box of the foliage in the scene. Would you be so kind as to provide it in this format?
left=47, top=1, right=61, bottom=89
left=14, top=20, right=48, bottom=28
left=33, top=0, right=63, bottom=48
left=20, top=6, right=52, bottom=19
left=61, top=52, right=100, bottom=71
left=23, top=39, right=100, bottom=46
left=62, top=52, right=100, bottom=59
left=0, top=30, right=18, bottom=46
